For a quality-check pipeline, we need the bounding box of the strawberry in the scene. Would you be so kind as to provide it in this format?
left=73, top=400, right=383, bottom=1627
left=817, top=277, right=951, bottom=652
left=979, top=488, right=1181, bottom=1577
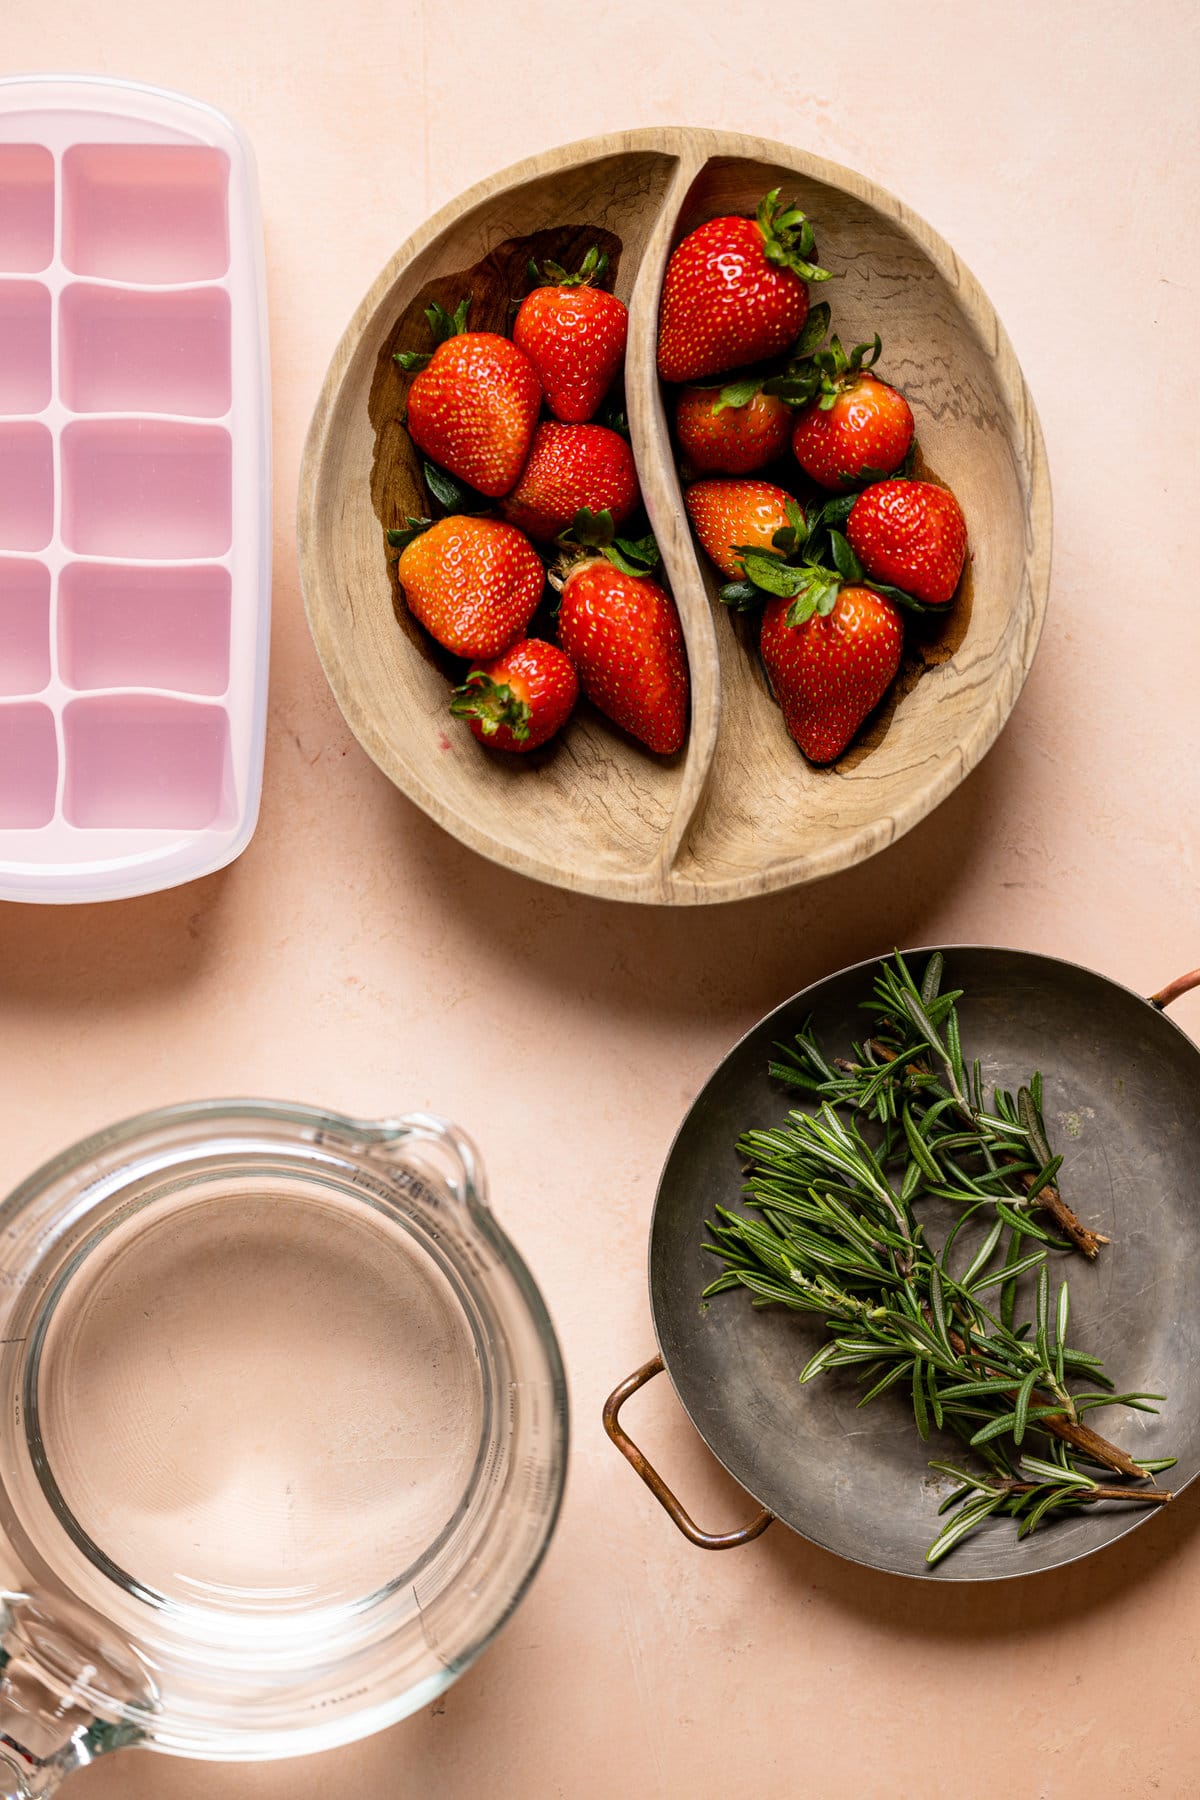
left=513, top=247, right=628, bottom=423
left=656, top=189, right=830, bottom=384
left=450, top=638, right=578, bottom=753
left=557, top=560, right=688, bottom=754
left=684, top=479, right=801, bottom=581
left=760, top=585, right=903, bottom=764
left=790, top=335, right=914, bottom=491
left=394, top=516, right=544, bottom=659
left=675, top=385, right=791, bottom=474
left=500, top=421, right=638, bottom=543
left=847, top=478, right=967, bottom=605
left=397, top=299, right=540, bottom=498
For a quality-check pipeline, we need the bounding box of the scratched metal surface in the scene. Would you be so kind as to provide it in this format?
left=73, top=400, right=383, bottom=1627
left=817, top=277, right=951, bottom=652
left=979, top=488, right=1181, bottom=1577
left=650, top=947, right=1200, bottom=1580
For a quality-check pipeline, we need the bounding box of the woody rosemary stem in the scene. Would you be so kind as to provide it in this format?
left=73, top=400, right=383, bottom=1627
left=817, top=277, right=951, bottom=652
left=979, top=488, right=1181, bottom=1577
left=860, top=1039, right=1108, bottom=1260
left=703, top=950, right=1174, bottom=1563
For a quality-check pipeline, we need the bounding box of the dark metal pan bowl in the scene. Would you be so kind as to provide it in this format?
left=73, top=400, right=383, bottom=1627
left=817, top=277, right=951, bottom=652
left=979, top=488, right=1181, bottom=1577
left=605, top=948, right=1200, bottom=1580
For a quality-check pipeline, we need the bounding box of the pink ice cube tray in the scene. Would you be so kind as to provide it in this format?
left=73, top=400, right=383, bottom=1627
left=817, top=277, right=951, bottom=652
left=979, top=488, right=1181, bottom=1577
left=0, top=76, right=269, bottom=903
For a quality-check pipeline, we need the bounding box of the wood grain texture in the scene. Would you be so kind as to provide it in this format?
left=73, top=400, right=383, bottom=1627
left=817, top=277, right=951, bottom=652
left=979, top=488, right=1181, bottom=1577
left=298, top=128, right=1051, bottom=904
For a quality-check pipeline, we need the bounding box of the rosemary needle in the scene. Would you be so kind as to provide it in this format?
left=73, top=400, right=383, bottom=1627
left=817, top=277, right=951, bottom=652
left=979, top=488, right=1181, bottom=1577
left=703, top=950, right=1174, bottom=1564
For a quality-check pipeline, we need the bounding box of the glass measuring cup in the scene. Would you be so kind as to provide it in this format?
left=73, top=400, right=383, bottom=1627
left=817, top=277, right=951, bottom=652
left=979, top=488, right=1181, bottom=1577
left=0, top=1101, right=568, bottom=1794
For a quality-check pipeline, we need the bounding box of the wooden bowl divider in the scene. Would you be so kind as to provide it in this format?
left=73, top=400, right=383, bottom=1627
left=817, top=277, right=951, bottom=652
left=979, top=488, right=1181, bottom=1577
left=299, top=129, right=1050, bottom=904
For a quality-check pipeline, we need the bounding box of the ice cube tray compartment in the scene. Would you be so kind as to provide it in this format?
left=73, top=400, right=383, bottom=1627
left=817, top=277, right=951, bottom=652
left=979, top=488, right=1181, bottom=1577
left=0, top=703, right=57, bottom=827
left=60, top=284, right=232, bottom=416
left=62, top=420, right=233, bottom=558
left=0, top=281, right=52, bottom=412
left=0, top=144, right=54, bottom=271
left=62, top=143, right=230, bottom=284
left=0, top=76, right=269, bottom=903
left=0, top=558, right=51, bottom=695
left=59, top=562, right=231, bottom=695
left=64, top=695, right=233, bottom=830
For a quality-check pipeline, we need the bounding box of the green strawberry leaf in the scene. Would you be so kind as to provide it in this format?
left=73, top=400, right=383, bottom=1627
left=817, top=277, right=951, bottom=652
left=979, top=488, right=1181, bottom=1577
left=394, top=348, right=432, bottom=372
left=425, top=296, right=471, bottom=342
left=423, top=459, right=490, bottom=514
left=567, top=505, right=616, bottom=549
left=784, top=590, right=821, bottom=628
left=614, top=530, right=661, bottom=572
left=785, top=566, right=843, bottom=625
left=529, top=246, right=609, bottom=290
left=828, top=529, right=865, bottom=584
left=718, top=578, right=763, bottom=611
left=386, top=515, right=433, bottom=552
left=738, top=548, right=812, bottom=599
left=815, top=493, right=857, bottom=530
left=449, top=672, right=532, bottom=742
left=871, top=579, right=930, bottom=614
left=761, top=367, right=822, bottom=407
left=603, top=542, right=654, bottom=577
left=712, top=375, right=763, bottom=414
left=756, top=188, right=832, bottom=284
left=785, top=498, right=809, bottom=540
left=597, top=395, right=630, bottom=438
left=790, top=301, right=832, bottom=360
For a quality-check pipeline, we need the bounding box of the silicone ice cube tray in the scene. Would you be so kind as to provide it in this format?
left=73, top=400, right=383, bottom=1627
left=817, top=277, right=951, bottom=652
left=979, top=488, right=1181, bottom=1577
left=0, top=76, right=270, bottom=903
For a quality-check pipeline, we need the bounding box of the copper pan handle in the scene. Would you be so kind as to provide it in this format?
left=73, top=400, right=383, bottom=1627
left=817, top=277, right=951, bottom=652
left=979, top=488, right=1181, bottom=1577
left=603, top=1355, right=774, bottom=1550
left=1150, top=969, right=1200, bottom=1010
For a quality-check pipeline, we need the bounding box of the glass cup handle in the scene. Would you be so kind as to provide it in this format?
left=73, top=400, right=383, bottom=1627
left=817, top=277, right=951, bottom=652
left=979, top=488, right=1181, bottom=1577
left=0, top=1594, right=150, bottom=1796
left=368, top=1114, right=490, bottom=1210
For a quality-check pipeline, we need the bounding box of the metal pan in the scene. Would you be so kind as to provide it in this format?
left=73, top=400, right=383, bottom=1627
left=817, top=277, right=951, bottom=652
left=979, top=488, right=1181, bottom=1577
left=605, top=948, right=1200, bottom=1580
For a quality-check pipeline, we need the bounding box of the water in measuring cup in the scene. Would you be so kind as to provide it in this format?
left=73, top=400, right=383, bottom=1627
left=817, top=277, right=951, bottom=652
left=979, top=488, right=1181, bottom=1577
left=30, top=1182, right=488, bottom=1630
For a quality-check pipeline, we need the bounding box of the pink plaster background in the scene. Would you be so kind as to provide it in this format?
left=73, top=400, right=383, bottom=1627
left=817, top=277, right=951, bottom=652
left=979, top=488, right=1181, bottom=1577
left=2, top=2, right=1199, bottom=1795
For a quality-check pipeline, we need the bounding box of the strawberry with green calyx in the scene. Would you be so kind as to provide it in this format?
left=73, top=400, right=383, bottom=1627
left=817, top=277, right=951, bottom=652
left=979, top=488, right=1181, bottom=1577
left=556, top=557, right=689, bottom=755
left=500, top=421, right=639, bottom=543
left=558, top=505, right=661, bottom=579
left=450, top=638, right=579, bottom=753
left=657, top=191, right=832, bottom=384
left=789, top=334, right=915, bottom=491
left=513, top=246, right=628, bottom=424
left=760, top=584, right=903, bottom=764
left=393, top=515, right=545, bottom=660
left=396, top=296, right=541, bottom=498
left=675, top=385, right=792, bottom=475
left=718, top=499, right=905, bottom=762
left=717, top=496, right=928, bottom=617
left=847, top=478, right=967, bottom=605
left=685, top=480, right=802, bottom=581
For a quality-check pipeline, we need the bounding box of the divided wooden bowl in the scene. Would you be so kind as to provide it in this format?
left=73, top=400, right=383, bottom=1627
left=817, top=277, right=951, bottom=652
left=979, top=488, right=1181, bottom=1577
left=298, top=128, right=1050, bottom=904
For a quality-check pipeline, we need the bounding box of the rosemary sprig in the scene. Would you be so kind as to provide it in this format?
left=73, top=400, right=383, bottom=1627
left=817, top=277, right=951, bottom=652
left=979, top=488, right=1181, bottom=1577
left=703, top=951, right=1173, bottom=1563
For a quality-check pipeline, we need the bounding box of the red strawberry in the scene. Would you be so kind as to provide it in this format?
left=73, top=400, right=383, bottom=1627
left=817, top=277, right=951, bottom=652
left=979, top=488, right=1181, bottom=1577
left=450, top=638, right=578, bottom=753
left=395, top=516, right=544, bottom=659
left=675, top=385, right=791, bottom=474
left=657, top=190, right=829, bottom=384
left=513, top=247, right=628, bottom=423
left=500, top=421, right=638, bottom=543
left=685, top=479, right=800, bottom=581
left=399, top=300, right=540, bottom=498
left=847, top=479, right=967, bottom=605
left=761, top=585, right=903, bottom=764
left=557, top=560, right=688, bottom=754
left=790, top=336, right=914, bottom=492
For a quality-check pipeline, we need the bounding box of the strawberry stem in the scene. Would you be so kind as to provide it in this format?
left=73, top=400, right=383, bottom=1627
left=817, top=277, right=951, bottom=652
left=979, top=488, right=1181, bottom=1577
left=527, top=244, right=610, bottom=290
left=755, top=188, right=832, bottom=284
left=394, top=296, right=472, bottom=369
left=449, top=672, right=532, bottom=742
